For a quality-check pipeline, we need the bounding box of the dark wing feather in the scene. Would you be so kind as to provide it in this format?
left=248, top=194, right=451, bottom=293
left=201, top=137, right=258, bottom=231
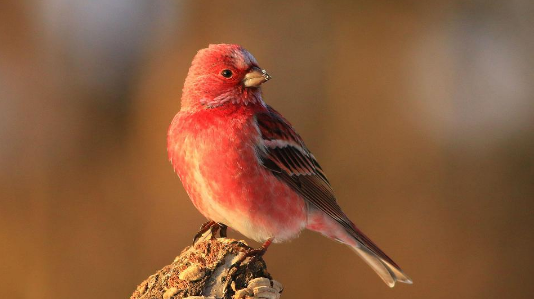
left=255, top=105, right=400, bottom=269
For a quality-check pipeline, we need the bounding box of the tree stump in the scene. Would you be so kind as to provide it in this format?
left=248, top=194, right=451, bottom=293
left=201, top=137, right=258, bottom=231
left=130, top=237, right=283, bottom=299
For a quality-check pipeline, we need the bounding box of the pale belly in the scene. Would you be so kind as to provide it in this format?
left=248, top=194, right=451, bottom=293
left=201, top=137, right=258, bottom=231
left=169, top=113, right=308, bottom=243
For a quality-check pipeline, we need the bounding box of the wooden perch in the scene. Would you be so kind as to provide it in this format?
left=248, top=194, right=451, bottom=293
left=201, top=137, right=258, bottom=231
left=130, top=236, right=283, bottom=299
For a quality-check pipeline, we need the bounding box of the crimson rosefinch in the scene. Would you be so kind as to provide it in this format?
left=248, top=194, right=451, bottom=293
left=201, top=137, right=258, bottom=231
left=167, top=44, right=412, bottom=287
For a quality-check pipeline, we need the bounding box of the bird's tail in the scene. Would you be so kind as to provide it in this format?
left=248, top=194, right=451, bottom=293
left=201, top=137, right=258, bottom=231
left=350, top=238, right=412, bottom=287
left=346, top=224, right=412, bottom=287
left=307, top=210, right=412, bottom=287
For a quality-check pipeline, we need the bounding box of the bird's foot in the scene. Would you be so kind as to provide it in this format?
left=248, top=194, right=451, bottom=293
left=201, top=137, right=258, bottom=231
left=227, top=238, right=273, bottom=272
left=193, top=221, right=228, bottom=244
left=242, top=238, right=272, bottom=262
left=219, top=223, right=228, bottom=238
left=193, top=221, right=218, bottom=244
left=224, top=238, right=274, bottom=296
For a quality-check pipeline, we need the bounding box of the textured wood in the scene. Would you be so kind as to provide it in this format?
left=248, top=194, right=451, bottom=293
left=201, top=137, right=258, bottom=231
left=130, top=238, right=281, bottom=299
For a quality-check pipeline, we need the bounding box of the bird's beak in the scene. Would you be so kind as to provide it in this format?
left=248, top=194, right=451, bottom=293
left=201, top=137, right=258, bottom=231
left=243, top=67, right=271, bottom=88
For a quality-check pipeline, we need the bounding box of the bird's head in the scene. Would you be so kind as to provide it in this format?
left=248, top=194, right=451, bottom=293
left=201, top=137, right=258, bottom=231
left=181, top=44, right=271, bottom=111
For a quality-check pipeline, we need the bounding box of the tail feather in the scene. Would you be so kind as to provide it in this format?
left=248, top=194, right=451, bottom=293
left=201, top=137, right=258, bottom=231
left=352, top=243, right=412, bottom=287
left=341, top=220, right=412, bottom=287
left=306, top=209, right=412, bottom=287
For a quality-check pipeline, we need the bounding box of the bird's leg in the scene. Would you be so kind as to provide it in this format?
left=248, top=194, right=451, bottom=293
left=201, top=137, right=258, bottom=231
left=233, top=238, right=274, bottom=266
left=218, top=223, right=228, bottom=238
left=246, top=238, right=273, bottom=259
left=193, top=220, right=220, bottom=244
left=225, top=238, right=274, bottom=287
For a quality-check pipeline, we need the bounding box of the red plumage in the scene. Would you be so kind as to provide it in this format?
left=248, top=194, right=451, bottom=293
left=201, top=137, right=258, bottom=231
left=167, top=44, right=412, bottom=287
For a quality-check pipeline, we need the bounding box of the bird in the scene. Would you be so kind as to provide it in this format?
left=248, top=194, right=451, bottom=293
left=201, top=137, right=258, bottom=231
left=167, top=44, right=412, bottom=287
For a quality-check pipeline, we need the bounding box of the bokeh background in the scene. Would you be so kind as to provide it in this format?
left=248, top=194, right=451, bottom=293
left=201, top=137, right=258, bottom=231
left=1, top=1, right=533, bottom=298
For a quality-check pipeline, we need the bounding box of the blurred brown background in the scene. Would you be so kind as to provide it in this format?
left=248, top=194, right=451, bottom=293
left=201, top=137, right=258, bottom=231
left=1, top=1, right=533, bottom=298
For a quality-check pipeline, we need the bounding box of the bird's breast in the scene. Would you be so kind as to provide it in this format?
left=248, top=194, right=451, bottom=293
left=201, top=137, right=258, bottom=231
left=168, top=106, right=262, bottom=216
left=167, top=105, right=307, bottom=242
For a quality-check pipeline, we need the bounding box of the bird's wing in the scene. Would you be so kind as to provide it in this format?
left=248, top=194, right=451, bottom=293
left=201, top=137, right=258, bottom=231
left=255, top=106, right=341, bottom=220
left=255, top=105, right=401, bottom=270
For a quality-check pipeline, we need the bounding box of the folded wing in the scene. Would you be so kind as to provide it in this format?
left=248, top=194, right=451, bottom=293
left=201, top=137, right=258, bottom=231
left=255, top=105, right=412, bottom=287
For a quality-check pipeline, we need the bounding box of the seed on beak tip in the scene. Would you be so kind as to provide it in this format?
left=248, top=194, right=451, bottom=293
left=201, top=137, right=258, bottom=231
left=243, top=68, right=271, bottom=88
left=261, top=69, right=272, bottom=81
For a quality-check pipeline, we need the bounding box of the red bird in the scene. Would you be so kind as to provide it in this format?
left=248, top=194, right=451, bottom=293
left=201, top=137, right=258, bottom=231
left=167, top=44, right=412, bottom=287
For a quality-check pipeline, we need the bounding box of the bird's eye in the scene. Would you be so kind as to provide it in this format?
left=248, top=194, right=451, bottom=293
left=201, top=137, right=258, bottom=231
left=221, top=69, right=233, bottom=78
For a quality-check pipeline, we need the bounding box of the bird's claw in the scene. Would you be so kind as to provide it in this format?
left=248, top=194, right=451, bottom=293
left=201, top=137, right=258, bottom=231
left=193, top=221, right=228, bottom=244
left=235, top=239, right=271, bottom=265
left=224, top=238, right=273, bottom=287
left=219, top=223, right=228, bottom=238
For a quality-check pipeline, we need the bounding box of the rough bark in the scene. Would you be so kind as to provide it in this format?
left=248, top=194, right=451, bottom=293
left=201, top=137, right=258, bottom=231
left=130, top=237, right=282, bottom=299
